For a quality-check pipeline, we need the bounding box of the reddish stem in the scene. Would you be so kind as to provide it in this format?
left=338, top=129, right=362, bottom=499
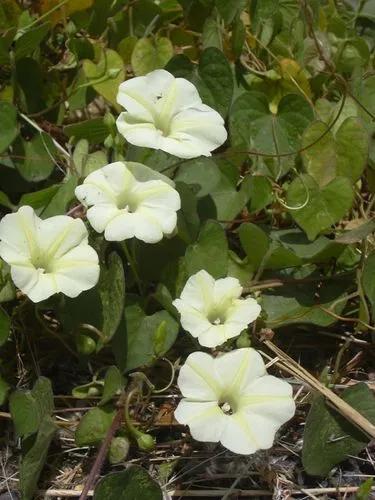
left=79, top=405, right=123, bottom=500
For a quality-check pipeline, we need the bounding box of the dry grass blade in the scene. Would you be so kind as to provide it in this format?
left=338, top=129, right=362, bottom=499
left=38, top=486, right=375, bottom=497
left=264, top=340, right=375, bottom=439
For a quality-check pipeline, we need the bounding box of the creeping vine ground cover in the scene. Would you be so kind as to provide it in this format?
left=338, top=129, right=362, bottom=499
left=0, top=0, right=375, bottom=498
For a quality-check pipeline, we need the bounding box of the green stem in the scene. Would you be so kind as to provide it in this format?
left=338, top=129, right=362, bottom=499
left=123, top=388, right=155, bottom=450
left=79, top=323, right=106, bottom=341
left=75, top=72, right=117, bottom=91
left=22, top=0, right=70, bottom=30
left=129, top=6, right=134, bottom=37
left=153, top=358, right=175, bottom=394
left=122, top=241, right=144, bottom=295
left=124, top=388, right=139, bottom=435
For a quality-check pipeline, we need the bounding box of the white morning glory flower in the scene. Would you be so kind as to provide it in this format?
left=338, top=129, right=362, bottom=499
left=175, top=348, right=295, bottom=455
left=116, top=69, right=227, bottom=159
left=172, top=270, right=261, bottom=348
left=75, top=161, right=181, bottom=244
left=0, top=206, right=100, bottom=303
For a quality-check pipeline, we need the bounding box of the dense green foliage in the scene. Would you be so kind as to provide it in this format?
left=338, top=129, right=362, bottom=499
left=0, top=0, right=375, bottom=497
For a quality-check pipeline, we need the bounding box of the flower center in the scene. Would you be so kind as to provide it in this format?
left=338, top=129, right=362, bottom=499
left=219, top=396, right=237, bottom=415
left=207, top=310, right=226, bottom=326
left=155, top=118, right=171, bottom=137
left=153, top=83, right=176, bottom=137
left=220, top=402, right=233, bottom=414
left=31, top=254, right=53, bottom=273
left=116, top=192, right=139, bottom=212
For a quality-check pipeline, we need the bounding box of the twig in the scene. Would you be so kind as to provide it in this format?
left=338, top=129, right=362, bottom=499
left=78, top=394, right=126, bottom=500
left=38, top=485, right=375, bottom=497
left=316, top=330, right=370, bottom=346
left=161, top=93, right=347, bottom=177
left=171, top=486, right=375, bottom=496
left=244, top=271, right=355, bottom=292
left=319, top=306, right=375, bottom=331
left=264, top=340, right=375, bottom=439
left=21, top=0, right=70, bottom=30
left=19, top=113, right=70, bottom=159
left=40, top=491, right=94, bottom=498
left=79, top=323, right=106, bottom=341
left=66, top=204, right=84, bottom=217
left=301, top=0, right=375, bottom=121
left=169, top=489, right=271, bottom=497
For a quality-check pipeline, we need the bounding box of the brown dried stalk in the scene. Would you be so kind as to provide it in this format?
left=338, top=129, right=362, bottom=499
left=264, top=340, right=375, bottom=439
left=39, top=485, right=375, bottom=497
left=78, top=395, right=125, bottom=500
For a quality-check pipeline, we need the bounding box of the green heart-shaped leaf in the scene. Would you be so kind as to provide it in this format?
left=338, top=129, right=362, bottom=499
left=83, top=49, right=125, bottom=106
left=0, top=101, right=18, bottom=153
left=302, top=117, right=368, bottom=186
left=302, top=383, right=375, bottom=476
left=94, top=467, right=163, bottom=500
left=287, top=175, right=354, bottom=240
left=131, top=37, right=173, bottom=76
left=229, top=91, right=313, bottom=154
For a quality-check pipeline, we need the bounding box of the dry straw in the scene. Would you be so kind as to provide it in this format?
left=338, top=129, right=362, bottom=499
left=264, top=340, right=375, bottom=440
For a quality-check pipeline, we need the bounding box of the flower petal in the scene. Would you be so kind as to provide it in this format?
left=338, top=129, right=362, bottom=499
left=133, top=212, right=164, bottom=243
left=116, top=70, right=227, bottom=159
left=0, top=206, right=39, bottom=263
left=225, top=298, right=261, bottom=327
left=0, top=206, right=99, bottom=302
left=39, top=216, right=88, bottom=259
left=10, top=264, right=39, bottom=297
left=100, top=162, right=136, bottom=193
left=104, top=212, right=137, bottom=241
left=104, top=211, right=164, bottom=243
left=171, top=301, right=211, bottom=339
left=77, top=161, right=180, bottom=242
left=115, top=116, right=163, bottom=150
left=196, top=324, right=228, bottom=348
left=157, top=135, right=207, bottom=159
left=138, top=206, right=177, bottom=234
left=177, top=351, right=221, bottom=400
left=153, top=78, right=202, bottom=132
left=133, top=180, right=180, bottom=233
left=86, top=204, right=120, bottom=233
left=220, top=411, right=270, bottom=455
left=75, top=170, right=117, bottom=206
left=169, top=105, right=227, bottom=155
left=178, top=270, right=215, bottom=311
left=175, top=400, right=225, bottom=443
left=11, top=265, right=59, bottom=303
left=75, top=162, right=135, bottom=207
left=117, top=70, right=174, bottom=120
left=126, top=162, right=175, bottom=187
left=52, top=244, right=100, bottom=297
left=213, top=277, right=242, bottom=311
left=169, top=78, right=202, bottom=112
left=75, top=184, right=112, bottom=207
left=133, top=180, right=181, bottom=212
left=221, top=322, right=245, bottom=343
left=241, top=375, right=295, bottom=424
left=214, top=348, right=266, bottom=396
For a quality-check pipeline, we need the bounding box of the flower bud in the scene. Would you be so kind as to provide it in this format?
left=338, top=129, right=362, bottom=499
left=76, top=334, right=96, bottom=356
left=108, top=68, right=121, bottom=79
left=109, top=436, right=130, bottom=463
left=104, top=112, right=116, bottom=129
left=136, top=432, right=155, bottom=452
left=104, top=135, right=114, bottom=149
